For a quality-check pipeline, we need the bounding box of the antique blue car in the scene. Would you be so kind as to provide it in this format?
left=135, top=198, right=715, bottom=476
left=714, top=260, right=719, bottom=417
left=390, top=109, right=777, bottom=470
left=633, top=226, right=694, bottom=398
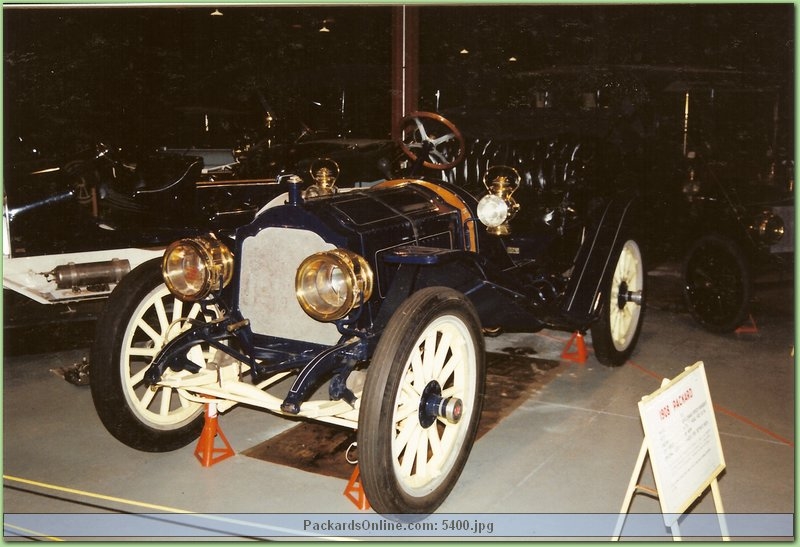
left=90, top=111, right=645, bottom=516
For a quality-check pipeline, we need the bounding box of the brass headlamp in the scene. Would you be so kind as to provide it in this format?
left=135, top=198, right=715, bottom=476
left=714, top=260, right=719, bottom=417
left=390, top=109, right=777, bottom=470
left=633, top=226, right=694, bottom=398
left=295, top=248, right=374, bottom=322
left=303, top=158, right=340, bottom=199
left=477, top=166, right=521, bottom=236
left=162, top=234, right=234, bottom=302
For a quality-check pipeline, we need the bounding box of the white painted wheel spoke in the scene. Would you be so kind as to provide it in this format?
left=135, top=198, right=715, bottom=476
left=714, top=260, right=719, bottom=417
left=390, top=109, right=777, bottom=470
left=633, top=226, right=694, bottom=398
left=139, top=385, right=157, bottom=409
left=440, top=385, right=459, bottom=399
left=178, top=393, right=191, bottom=409
left=159, top=387, right=173, bottom=416
left=427, top=426, right=442, bottom=455
left=431, top=330, right=452, bottom=380
left=612, top=315, right=623, bottom=344
left=400, top=427, right=422, bottom=477
left=437, top=352, right=459, bottom=387
left=171, top=298, right=184, bottom=325
left=422, top=330, right=438, bottom=375
left=412, top=345, right=427, bottom=389
left=187, top=302, right=203, bottom=321
left=128, top=366, right=147, bottom=386
left=393, top=418, right=417, bottom=460
left=136, top=318, right=162, bottom=348
left=155, top=297, right=170, bottom=336
left=401, top=380, right=419, bottom=401
left=415, top=430, right=430, bottom=478
left=395, top=402, right=418, bottom=422
left=128, top=346, right=158, bottom=358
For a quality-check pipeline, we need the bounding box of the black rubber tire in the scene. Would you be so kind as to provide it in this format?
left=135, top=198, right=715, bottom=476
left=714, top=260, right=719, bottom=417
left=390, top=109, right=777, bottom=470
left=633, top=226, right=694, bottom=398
left=358, top=287, right=485, bottom=517
left=90, top=258, right=209, bottom=452
left=591, top=238, right=646, bottom=366
left=682, top=234, right=752, bottom=333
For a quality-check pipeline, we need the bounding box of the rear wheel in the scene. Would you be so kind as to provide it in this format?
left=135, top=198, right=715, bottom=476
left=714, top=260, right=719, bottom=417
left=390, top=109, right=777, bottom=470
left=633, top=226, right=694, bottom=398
left=91, top=258, right=220, bottom=452
left=592, top=239, right=645, bottom=366
left=683, top=234, right=751, bottom=332
left=358, top=287, right=485, bottom=516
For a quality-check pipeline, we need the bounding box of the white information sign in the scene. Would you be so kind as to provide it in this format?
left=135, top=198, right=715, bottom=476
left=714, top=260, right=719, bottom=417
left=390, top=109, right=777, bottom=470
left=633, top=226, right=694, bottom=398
left=637, top=361, right=725, bottom=526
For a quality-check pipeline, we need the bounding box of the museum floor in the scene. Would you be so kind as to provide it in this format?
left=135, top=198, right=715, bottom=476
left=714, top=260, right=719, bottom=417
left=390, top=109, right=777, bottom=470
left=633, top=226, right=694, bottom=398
left=3, top=265, right=794, bottom=541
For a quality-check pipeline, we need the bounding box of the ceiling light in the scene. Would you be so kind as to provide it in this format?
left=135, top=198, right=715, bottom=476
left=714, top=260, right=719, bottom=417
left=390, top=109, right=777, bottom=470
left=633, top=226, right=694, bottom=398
left=319, top=20, right=330, bottom=32
left=210, top=8, right=223, bottom=16
left=460, top=48, right=469, bottom=54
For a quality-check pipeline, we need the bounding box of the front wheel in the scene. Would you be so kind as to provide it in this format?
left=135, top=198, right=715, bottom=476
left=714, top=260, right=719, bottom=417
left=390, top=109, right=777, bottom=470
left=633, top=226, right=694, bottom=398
left=90, top=258, right=221, bottom=452
left=358, top=288, right=485, bottom=516
left=682, top=234, right=751, bottom=332
left=591, top=239, right=645, bottom=366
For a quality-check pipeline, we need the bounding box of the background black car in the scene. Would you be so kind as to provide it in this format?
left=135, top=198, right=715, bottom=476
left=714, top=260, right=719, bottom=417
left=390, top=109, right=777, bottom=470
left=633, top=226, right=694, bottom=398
left=640, top=70, right=794, bottom=332
left=434, top=64, right=793, bottom=332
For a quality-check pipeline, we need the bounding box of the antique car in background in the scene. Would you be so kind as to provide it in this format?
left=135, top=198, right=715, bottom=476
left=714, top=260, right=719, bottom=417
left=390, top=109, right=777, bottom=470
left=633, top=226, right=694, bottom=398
left=3, top=126, right=401, bottom=334
left=617, top=69, right=794, bottom=332
left=432, top=65, right=793, bottom=332
left=3, top=144, right=276, bottom=316
left=679, top=148, right=793, bottom=332
left=669, top=78, right=793, bottom=332
left=4, top=78, right=404, bottom=328
left=90, top=111, right=646, bottom=516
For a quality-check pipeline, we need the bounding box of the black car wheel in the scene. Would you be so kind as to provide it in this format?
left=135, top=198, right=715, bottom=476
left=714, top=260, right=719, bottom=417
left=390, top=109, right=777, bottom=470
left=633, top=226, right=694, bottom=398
left=358, top=287, right=485, bottom=516
left=592, top=239, right=645, bottom=366
left=683, top=234, right=751, bottom=333
left=90, top=258, right=219, bottom=452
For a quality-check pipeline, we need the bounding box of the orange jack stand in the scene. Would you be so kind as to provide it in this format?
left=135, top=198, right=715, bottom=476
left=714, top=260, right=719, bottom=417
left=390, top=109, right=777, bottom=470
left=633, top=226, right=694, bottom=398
left=194, top=402, right=235, bottom=467
left=343, top=465, right=371, bottom=511
left=561, top=331, right=588, bottom=364
left=735, top=314, right=759, bottom=334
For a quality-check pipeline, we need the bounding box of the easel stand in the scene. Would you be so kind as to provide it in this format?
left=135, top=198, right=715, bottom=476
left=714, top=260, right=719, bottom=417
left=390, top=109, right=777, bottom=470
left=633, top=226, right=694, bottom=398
left=612, top=362, right=729, bottom=541
left=611, top=438, right=729, bottom=541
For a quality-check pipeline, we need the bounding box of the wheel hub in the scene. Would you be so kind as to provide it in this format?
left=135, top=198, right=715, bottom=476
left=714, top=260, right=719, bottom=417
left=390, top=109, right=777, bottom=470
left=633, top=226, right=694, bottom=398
left=616, top=280, right=643, bottom=308
left=419, top=381, right=463, bottom=428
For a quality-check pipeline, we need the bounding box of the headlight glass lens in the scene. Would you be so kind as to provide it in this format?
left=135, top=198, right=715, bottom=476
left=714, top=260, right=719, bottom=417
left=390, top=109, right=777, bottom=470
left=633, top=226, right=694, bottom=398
left=162, top=235, right=233, bottom=301
left=296, top=249, right=373, bottom=321
left=477, top=194, right=509, bottom=228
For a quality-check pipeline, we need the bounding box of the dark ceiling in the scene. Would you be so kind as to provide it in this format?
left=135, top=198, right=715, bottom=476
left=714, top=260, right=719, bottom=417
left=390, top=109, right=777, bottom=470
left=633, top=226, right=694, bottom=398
left=3, top=4, right=794, bottom=154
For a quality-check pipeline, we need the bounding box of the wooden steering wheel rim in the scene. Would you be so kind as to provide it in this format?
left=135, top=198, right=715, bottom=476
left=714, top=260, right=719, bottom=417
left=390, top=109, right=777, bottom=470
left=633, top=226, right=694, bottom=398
left=398, top=111, right=466, bottom=170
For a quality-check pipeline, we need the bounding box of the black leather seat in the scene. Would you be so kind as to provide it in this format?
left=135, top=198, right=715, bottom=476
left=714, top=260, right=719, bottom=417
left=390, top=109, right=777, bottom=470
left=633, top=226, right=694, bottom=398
left=448, top=136, right=595, bottom=193
left=445, top=136, right=599, bottom=232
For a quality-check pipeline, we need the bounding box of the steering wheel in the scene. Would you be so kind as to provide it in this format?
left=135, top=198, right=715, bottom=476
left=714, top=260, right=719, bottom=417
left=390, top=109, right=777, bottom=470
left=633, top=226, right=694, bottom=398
left=398, top=111, right=465, bottom=170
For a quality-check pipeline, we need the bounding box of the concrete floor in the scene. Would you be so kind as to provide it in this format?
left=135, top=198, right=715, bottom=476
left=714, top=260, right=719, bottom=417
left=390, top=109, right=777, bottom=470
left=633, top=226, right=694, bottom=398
left=3, top=270, right=794, bottom=540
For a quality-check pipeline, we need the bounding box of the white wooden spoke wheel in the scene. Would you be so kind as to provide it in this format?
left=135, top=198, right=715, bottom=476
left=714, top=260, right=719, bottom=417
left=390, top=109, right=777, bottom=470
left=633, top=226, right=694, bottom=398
left=358, top=287, right=485, bottom=516
left=592, top=239, right=645, bottom=366
left=91, top=259, right=219, bottom=451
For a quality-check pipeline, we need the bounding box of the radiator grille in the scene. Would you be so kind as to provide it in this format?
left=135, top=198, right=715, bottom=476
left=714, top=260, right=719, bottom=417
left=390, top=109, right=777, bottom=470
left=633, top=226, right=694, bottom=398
left=239, top=228, right=341, bottom=345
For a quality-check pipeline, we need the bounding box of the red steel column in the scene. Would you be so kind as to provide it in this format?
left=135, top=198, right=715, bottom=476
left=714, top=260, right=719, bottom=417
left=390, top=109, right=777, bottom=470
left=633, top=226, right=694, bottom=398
left=391, top=5, right=419, bottom=140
